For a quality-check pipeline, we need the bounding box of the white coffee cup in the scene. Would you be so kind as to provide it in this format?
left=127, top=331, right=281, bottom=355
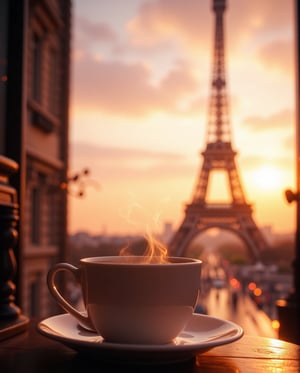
left=47, top=256, right=202, bottom=344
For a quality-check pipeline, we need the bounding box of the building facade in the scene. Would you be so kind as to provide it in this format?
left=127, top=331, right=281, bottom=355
left=0, top=0, right=71, bottom=318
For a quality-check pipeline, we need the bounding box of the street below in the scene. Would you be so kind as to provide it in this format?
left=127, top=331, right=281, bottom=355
left=199, top=287, right=278, bottom=339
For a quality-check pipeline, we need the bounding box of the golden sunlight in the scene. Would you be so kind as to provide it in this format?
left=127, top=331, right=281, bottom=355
left=253, top=165, right=283, bottom=190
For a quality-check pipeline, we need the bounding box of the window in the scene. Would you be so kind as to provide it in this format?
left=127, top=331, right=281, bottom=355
left=32, top=32, right=42, bottom=102
left=31, top=187, right=41, bottom=244
left=47, top=190, right=59, bottom=246
left=48, top=47, right=59, bottom=115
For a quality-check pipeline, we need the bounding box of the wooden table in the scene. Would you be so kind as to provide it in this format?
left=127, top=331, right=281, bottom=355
left=0, top=319, right=299, bottom=372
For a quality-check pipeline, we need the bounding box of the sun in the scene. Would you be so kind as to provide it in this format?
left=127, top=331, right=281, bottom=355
left=253, top=165, right=282, bottom=190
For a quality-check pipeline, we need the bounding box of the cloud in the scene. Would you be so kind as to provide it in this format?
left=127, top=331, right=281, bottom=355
left=72, top=57, right=154, bottom=115
left=71, top=0, right=293, bottom=119
left=241, top=154, right=294, bottom=171
left=72, top=56, right=200, bottom=116
left=126, top=0, right=293, bottom=53
left=242, top=109, right=293, bottom=131
left=257, top=39, right=294, bottom=75
left=228, top=0, right=293, bottom=48
left=72, top=15, right=119, bottom=62
left=70, top=141, right=195, bottom=180
left=160, top=60, right=198, bottom=96
left=75, top=16, right=118, bottom=44
left=71, top=141, right=183, bottom=159
left=126, top=0, right=210, bottom=49
left=73, top=0, right=293, bottom=54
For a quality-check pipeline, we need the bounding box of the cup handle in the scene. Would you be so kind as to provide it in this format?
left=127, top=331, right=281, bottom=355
left=47, top=263, right=95, bottom=331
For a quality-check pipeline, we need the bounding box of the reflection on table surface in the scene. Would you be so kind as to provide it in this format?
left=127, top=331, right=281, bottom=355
left=0, top=318, right=300, bottom=372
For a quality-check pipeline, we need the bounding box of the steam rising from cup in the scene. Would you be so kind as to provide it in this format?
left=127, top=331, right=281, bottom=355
left=119, top=231, right=169, bottom=264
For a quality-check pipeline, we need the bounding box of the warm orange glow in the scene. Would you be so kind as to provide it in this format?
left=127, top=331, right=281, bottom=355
left=248, top=282, right=257, bottom=291
left=252, top=165, right=283, bottom=191
left=230, top=278, right=240, bottom=289
left=271, top=319, right=280, bottom=330
left=253, top=288, right=262, bottom=297
left=276, top=299, right=287, bottom=307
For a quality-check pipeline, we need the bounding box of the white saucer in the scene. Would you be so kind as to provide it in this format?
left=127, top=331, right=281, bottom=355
left=37, top=313, right=243, bottom=364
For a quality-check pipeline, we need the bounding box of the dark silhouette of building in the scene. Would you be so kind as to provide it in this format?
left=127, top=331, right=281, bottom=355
left=0, top=0, right=71, bottom=319
left=168, top=0, right=268, bottom=262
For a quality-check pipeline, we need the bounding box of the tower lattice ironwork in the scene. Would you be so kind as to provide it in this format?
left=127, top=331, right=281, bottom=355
left=168, top=0, right=268, bottom=262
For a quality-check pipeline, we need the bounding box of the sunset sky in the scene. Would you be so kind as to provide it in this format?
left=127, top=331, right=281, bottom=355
left=68, top=0, right=296, bottom=237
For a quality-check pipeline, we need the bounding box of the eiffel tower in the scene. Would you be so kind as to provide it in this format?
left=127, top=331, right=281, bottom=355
left=168, top=0, right=268, bottom=262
